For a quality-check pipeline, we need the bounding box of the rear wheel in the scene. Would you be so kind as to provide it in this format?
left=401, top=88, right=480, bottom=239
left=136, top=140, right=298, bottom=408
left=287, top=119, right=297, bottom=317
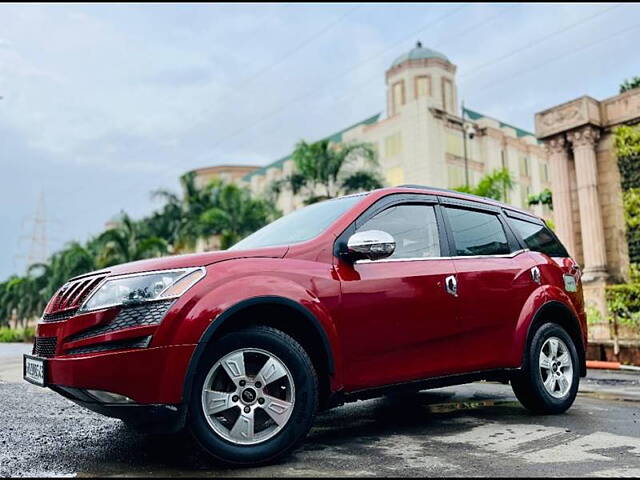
left=188, top=326, right=318, bottom=466
left=511, top=322, right=580, bottom=414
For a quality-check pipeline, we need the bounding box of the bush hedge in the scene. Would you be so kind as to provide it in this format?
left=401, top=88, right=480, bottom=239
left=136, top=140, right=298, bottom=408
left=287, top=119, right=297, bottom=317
left=606, top=283, right=640, bottom=327
left=0, top=327, right=35, bottom=343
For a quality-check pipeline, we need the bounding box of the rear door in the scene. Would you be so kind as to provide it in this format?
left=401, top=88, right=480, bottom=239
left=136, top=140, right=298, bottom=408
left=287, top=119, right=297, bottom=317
left=440, top=199, right=538, bottom=372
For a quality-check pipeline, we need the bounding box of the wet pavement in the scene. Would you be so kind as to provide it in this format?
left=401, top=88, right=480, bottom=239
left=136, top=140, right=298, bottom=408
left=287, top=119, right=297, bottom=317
left=1, top=344, right=640, bottom=477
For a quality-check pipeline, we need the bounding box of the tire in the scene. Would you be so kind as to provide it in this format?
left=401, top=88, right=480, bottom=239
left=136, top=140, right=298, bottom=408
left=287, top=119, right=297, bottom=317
left=511, top=322, right=580, bottom=414
left=188, top=326, right=318, bottom=466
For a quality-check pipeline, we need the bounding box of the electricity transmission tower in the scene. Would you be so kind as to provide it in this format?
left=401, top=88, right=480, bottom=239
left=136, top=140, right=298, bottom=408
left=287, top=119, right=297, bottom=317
left=15, top=191, right=50, bottom=272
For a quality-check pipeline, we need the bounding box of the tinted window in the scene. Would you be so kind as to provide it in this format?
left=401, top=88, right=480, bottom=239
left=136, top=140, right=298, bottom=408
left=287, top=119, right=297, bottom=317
left=357, top=204, right=440, bottom=259
left=230, top=195, right=363, bottom=250
left=445, top=207, right=510, bottom=256
left=508, top=217, right=569, bottom=257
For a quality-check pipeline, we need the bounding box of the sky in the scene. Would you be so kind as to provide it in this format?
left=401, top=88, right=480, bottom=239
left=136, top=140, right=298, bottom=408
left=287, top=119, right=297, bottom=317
left=1, top=2, right=639, bottom=279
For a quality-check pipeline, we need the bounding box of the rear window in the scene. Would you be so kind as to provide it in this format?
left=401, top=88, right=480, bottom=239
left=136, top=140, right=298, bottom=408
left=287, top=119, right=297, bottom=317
left=444, top=207, right=510, bottom=256
left=507, top=217, right=569, bottom=257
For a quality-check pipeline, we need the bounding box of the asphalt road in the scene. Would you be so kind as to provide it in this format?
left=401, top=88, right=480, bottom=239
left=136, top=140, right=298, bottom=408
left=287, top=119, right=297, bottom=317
left=1, top=344, right=640, bottom=477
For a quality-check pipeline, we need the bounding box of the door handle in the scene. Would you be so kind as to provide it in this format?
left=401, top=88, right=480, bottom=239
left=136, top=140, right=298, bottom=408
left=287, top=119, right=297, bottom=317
left=445, top=275, right=458, bottom=297
left=531, top=266, right=541, bottom=284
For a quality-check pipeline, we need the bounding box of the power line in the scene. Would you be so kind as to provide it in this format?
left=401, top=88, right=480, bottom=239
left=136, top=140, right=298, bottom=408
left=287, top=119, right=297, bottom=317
left=200, top=5, right=465, bottom=157
left=458, top=3, right=623, bottom=81
left=184, top=4, right=364, bottom=131
left=237, top=5, right=362, bottom=89
left=219, top=3, right=629, bottom=155
left=228, top=6, right=514, bottom=148
left=465, top=21, right=640, bottom=97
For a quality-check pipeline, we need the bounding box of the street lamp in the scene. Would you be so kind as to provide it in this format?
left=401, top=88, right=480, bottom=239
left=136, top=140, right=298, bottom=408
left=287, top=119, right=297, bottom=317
left=461, top=102, right=476, bottom=188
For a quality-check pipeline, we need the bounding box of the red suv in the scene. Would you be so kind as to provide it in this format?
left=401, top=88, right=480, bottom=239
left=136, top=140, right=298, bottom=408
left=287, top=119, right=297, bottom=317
left=24, top=186, right=586, bottom=465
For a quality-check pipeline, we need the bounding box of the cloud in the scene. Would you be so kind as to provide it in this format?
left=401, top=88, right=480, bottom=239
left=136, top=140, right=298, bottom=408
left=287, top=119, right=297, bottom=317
left=1, top=2, right=640, bottom=279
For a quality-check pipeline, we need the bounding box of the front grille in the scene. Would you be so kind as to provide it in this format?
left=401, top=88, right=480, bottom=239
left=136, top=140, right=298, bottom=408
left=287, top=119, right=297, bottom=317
left=33, top=337, right=57, bottom=358
left=41, top=309, right=77, bottom=323
left=66, top=336, right=152, bottom=355
left=45, top=274, right=107, bottom=315
left=65, top=299, right=174, bottom=343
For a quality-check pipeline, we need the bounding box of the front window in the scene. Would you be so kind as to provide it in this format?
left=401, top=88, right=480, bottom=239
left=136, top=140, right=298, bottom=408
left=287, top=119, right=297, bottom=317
left=230, top=195, right=364, bottom=250
left=357, top=204, right=441, bottom=259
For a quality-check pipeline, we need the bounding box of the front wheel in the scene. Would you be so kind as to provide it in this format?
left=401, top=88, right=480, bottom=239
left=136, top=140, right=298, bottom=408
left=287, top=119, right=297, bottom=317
left=188, top=326, right=318, bottom=466
left=511, top=322, right=580, bottom=414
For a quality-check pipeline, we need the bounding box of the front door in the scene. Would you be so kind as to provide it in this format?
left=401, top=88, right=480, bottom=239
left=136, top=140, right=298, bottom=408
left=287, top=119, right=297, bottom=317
left=336, top=200, right=459, bottom=391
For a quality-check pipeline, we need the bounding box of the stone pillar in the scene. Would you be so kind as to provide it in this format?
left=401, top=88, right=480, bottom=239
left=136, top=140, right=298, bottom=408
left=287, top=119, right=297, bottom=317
left=545, top=136, right=576, bottom=256
left=567, top=125, right=608, bottom=280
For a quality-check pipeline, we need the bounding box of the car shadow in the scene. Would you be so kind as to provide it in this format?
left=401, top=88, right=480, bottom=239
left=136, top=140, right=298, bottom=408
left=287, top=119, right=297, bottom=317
left=64, top=386, right=526, bottom=476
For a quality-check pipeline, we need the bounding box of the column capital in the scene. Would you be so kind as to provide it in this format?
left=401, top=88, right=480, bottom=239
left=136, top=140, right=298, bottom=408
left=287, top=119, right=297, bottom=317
left=544, top=135, right=567, bottom=156
left=567, top=125, right=600, bottom=149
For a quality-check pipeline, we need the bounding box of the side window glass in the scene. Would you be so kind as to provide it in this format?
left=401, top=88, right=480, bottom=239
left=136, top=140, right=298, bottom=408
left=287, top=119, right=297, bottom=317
left=357, top=204, right=440, bottom=259
left=508, top=217, right=569, bottom=257
left=445, top=207, right=510, bottom=256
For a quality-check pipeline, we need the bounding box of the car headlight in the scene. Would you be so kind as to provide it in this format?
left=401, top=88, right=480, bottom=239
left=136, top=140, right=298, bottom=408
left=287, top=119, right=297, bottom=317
left=79, top=267, right=206, bottom=312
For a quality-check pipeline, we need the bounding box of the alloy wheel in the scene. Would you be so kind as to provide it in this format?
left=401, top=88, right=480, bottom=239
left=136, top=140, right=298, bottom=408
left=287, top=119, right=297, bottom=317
left=539, top=336, right=573, bottom=398
left=200, top=348, right=295, bottom=445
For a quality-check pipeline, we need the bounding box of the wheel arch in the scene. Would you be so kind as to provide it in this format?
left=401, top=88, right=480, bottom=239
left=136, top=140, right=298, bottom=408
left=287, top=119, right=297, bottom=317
left=181, top=295, right=336, bottom=408
left=524, top=300, right=587, bottom=377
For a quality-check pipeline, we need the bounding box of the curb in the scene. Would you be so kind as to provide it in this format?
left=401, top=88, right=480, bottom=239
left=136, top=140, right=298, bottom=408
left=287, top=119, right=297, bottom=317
left=586, top=360, right=640, bottom=372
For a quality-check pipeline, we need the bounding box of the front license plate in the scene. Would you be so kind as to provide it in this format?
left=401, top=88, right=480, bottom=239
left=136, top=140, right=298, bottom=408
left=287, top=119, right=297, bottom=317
left=23, top=354, right=46, bottom=387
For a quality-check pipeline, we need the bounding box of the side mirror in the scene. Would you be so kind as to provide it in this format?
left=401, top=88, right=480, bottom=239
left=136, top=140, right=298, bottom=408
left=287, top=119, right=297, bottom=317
left=347, top=230, right=395, bottom=262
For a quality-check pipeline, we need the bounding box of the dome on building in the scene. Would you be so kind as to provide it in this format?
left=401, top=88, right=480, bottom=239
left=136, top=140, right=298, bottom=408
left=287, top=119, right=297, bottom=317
left=390, top=41, right=449, bottom=68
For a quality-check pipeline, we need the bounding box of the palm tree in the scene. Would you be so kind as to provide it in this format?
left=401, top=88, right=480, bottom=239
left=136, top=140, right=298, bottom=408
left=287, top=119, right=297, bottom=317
left=620, top=76, right=640, bottom=94
left=96, top=213, right=168, bottom=267
left=200, top=181, right=279, bottom=249
left=454, top=168, right=513, bottom=201
left=273, top=140, right=384, bottom=204
left=152, top=171, right=218, bottom=251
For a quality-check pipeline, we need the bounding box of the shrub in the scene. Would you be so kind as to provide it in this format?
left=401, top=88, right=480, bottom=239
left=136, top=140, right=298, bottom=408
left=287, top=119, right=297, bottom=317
left=605, top=283, right=640, bottom=328
left=0, top=327, right=35, bottom=343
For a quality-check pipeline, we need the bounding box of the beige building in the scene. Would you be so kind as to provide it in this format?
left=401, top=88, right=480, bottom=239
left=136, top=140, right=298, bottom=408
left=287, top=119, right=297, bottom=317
left=190, top=165, right=260, bottom=190
left=194, top=42, right=552, bottom=219
left=535, top=88, right=640, bottom=334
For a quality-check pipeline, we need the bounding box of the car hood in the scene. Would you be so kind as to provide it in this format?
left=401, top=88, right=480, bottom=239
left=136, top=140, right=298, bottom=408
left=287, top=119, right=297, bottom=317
left=76, top=246, right=289, bottom=278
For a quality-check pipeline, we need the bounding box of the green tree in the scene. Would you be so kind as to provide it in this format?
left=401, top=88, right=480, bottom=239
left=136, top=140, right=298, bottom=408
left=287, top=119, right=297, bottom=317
left=453, top=168, right=513, bottom=201
left=273, top=140, right=384, bottom=204
left=620, top=76, right=640, bottom=94
left=614, top=125, right=640, bottom=266
left=200, top=181, right=279, bottom=249
left=96, top=213, right=168, bottom=267
left=528, top=188, right=553, bottom=210
left=152, top=171, right=220, bottom=251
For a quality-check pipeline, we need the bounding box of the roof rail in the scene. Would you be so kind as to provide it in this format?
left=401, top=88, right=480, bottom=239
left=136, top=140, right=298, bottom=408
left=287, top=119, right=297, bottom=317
left=397, top=184, right=539, bottom=219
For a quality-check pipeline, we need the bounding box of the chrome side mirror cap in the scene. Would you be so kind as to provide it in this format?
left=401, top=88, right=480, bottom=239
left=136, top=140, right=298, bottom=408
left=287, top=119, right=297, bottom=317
left=347, top=230, right=395, bottom=261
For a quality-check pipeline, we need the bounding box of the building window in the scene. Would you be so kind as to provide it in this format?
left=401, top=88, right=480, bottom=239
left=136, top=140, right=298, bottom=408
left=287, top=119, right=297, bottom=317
left=391, top=81, right=405, bottom=115
left=384, top=133, right=402, bottom=157
left=520, top=183, right=531, bottom=208
left=447, top=164, right=465, bottom=189
left=539, top=162, right=549, bottom=183
left=415, top=75, right=431, bottom=98
left=519, top=156, right=530, bottom=177
left=442, top=78, right=454, bottom=113
left=385, top=166, right=405, bottom=186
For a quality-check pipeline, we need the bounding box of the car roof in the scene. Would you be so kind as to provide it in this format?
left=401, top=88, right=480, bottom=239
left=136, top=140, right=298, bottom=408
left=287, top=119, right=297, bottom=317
left=364, top=185, right=541, bottom=221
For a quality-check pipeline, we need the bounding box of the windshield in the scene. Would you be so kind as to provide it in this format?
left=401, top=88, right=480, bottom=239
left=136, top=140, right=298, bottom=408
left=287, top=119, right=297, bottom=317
left=230, top=194, right=364, bottom=251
